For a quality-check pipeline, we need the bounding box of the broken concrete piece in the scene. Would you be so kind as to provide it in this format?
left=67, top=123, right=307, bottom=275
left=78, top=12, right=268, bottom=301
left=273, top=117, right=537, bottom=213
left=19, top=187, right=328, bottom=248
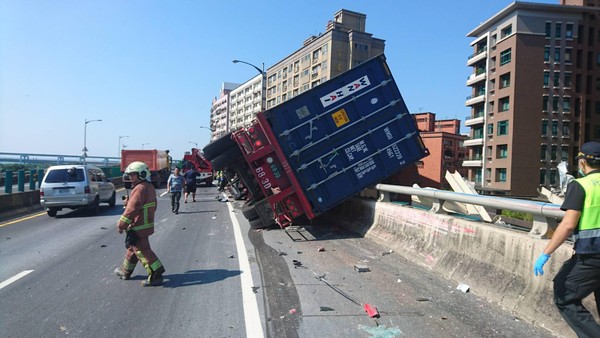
left=457, top=283, right=470, bottom=293
left=354, top=264, right=370, bottom=272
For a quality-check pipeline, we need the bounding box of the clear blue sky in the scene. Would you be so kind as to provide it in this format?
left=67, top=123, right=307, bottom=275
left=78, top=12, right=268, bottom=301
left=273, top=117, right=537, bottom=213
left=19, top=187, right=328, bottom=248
left=0, top=0, right=557, bottom=160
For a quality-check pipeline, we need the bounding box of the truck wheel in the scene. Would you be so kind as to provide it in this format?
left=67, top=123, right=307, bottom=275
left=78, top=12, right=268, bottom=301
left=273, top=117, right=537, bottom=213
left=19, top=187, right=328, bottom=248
left=249, top=218, right=265, bottom=229
left=211, top=146, right=243, bottom=171
left=90, top=197, right=100, bottom=214
left=203, top=132, right=236, bottom=161
left=242, top=201, right=258, bottom=220
left=47, top=208, right=58, bottom=217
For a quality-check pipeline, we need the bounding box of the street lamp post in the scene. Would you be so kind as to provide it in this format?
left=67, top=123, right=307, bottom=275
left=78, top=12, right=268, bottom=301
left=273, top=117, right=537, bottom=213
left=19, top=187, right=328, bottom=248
left=83, top=119, right=102, bottom=164
left=118, top=135, right=129, bottom=157
left=142, top=143, right=149, bottom=149
left=232, top=59, right=266, bottom=113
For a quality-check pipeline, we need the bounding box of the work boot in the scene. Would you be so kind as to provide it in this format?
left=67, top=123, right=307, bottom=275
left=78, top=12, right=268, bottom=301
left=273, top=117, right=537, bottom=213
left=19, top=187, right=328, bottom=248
left=141, top=267, right=165, bottom=287
left=114, top=268, right=131, bottom=280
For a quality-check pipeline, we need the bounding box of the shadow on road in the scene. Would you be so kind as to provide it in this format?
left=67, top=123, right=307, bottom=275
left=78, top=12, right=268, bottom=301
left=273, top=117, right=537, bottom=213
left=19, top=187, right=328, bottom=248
left=156, top=269, right=242, bottom=288
left=54, top=206, right=124, bottom=218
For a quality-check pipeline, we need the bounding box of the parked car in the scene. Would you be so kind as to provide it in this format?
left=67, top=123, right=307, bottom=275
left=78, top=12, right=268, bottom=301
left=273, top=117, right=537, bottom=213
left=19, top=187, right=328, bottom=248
left=40, top=164, right=116, bottom=217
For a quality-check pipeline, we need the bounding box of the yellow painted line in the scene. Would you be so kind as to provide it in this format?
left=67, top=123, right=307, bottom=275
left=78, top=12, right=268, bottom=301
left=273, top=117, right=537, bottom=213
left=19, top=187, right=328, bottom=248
left=0, top=211, right=46, bottom=227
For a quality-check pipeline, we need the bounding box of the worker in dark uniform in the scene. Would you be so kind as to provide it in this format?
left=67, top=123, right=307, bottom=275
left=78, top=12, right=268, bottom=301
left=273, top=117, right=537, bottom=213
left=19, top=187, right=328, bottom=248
left=534, top=141, right=600, bottom=337
left=114, top=161, right=165, bottom=287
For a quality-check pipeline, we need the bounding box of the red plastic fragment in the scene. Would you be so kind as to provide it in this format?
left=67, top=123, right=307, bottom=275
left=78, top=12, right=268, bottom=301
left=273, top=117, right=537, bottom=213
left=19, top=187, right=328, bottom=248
left=363, top=303, right=380, bottom=318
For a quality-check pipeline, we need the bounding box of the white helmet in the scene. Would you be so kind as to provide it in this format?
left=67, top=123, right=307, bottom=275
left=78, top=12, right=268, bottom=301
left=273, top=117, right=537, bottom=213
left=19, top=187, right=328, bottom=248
left=124, top=161, right=151, bottom=182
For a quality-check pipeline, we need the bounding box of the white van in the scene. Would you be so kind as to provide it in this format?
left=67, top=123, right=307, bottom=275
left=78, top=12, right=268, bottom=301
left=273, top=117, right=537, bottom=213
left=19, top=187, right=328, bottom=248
left=40, top=164, right=116, bottom=217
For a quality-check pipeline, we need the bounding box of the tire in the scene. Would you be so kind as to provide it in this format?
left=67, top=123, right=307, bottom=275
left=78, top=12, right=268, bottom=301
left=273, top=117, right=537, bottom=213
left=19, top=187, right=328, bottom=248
left=90, top=197, right=100, bottom=214
left=47, top=209, right=57, bottom=217
left=242, top=201, right=258, bottom=220
left=211, top=146, right=243, bottom=171
left=203, top=132, right=236, bottom=161
left=249, top=217, right=265, bottom=229
left=108, top=192, right=116, bottom=208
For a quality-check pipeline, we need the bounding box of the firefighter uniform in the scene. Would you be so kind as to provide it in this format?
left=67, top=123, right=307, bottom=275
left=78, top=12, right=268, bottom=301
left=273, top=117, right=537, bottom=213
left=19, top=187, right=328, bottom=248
left=117, top=176, right=165, bottom=286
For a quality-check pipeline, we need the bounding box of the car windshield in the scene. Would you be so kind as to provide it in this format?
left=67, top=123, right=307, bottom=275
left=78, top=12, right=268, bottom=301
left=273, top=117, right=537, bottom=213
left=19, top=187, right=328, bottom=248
left=44, top=168, right=85, bottom=183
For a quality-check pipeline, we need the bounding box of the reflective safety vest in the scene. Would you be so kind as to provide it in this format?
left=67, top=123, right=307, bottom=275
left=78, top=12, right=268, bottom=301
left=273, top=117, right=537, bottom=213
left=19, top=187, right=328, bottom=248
left=573, top=172, right=600, bottom=254
left=118, top=181, right=157, bottom=237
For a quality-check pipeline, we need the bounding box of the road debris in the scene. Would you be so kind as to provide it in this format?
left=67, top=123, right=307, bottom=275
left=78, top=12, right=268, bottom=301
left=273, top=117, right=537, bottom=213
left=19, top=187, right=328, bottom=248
left=416, top=297, right=432, bottom=302
left=457, top=283, right=470, bottom=293
left=100, top=244, right=107, bottom=248
left=289, top=308, right=297, bottom=314
left=364, top=303, right=380, bottom=318
left=381, top=249, right=393, bottom=256
left=277, top=250, right=287, bottom=256
left=251, top=286, right=260, bottom=294
left=318, top=247, right=325, bottom=252
left=354, top=264, right=370, bottom=272
left=320, top=306, right=335, bottom=312
left=228, top=255, right=235, bottom=258
left=292, top=260, right=304, bottom=268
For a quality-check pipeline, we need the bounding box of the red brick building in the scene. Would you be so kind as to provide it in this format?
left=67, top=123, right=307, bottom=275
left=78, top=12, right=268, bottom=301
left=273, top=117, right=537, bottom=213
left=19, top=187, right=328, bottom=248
left=413, top=112, right=467, bottom=189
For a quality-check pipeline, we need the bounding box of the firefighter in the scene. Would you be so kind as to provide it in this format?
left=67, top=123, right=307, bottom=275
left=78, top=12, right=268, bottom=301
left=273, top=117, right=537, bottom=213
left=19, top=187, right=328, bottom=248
left=114, top=161, right=165, bottom=287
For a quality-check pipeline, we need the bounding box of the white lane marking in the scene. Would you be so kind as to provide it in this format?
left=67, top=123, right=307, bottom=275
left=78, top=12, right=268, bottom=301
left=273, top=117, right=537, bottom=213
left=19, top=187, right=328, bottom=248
left=226, top=199, right=265, bottom=338
left=0, top=270, right=34, bottom=290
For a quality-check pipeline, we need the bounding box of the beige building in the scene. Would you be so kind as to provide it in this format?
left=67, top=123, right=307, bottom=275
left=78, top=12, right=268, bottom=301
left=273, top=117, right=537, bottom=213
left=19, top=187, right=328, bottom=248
left=264, top=9, right=385, bottom=109
left=228, top=74, right=262, bottom=132
left=209, top=82, right=239, bottom=140
left=465, top=0, right=600, bottom=196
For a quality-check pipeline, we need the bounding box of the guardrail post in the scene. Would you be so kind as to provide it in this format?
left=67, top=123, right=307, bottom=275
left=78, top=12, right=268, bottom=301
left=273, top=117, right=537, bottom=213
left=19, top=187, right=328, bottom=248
left=529, top=215, right=557, bottom=239
left=377, top=190, right=390, bottom=202
left=430, top=198, right=448, bottom=214
left=29, top=170, right=36, bottom=190
left=37, top=169, right=44, bottom=188
left=5, top=170, right=12, bottom=193
left=18, top=170, right=25, bottom=192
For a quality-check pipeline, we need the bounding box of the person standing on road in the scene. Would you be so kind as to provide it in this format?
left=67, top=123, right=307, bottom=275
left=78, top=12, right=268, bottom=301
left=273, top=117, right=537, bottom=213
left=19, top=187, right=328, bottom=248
left=167, top=167, right=184, bottom=214
left=534, top=141, right=600, bottom=337
left=184, top=167, right=198, bottom=203
left=114, top=161, right=165, bottom=287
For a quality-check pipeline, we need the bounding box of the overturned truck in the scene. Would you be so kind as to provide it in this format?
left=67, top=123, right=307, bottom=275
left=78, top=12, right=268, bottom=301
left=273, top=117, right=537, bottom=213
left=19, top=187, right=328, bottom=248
left=203, top=54, right=429, bottom=228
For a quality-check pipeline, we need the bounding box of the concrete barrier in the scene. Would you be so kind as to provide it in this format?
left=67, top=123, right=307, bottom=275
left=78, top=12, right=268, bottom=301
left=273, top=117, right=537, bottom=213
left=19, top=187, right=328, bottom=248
left=320, top=197, right=598, bottom=338
left=0, top=190, right=42, bottom=219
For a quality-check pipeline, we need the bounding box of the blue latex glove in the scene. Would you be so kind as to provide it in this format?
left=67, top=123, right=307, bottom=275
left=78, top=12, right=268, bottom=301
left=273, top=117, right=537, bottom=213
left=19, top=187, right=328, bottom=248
left=534, top=253, right=551, bottom=276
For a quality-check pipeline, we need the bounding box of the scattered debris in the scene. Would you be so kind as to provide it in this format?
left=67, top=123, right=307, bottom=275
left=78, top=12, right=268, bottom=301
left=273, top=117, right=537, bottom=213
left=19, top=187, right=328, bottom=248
left=182, top=227, right=186, bottom=230
left=100, top=244, right=107, bottom=248
left=59, top=325, right=68, bottom=332
left=416, top=297, right=432, bottom=302
left=318, top=247, right=325, bottom=252
left=381, top=250, right=393, bottom=256
left=292, top=260, right=303, bottom=268
left=441, top=316, right=448, bottom=320
left=354, top=264, right=370, bottom=273
left=397, top=279, right=402, bottom=283
left=456, top=283, right=470, bottom=293
left=320, top=306, right=335, bottom=312
left=358, top=324, right=402, bottom=337
left=212, top=216, right=217, bottom=219
left=100, top=227, right=107, bottom=230
left=228, top=255, right=235, bottom=259
left=364, top=303, right=380, bottom=318
left=251, top=286, right=260, bottom=294
left=277, top=250, right=287, bottom=256
left=219, top=198, right=228, bottom=202
left=289, top=308, right=297, bottom=314
left=297, top=251, right=303, bottom=254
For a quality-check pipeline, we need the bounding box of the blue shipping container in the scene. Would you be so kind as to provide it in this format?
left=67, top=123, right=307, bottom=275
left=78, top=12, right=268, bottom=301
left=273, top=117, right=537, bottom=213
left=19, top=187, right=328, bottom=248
left=264, top=54, right=429, bottom=215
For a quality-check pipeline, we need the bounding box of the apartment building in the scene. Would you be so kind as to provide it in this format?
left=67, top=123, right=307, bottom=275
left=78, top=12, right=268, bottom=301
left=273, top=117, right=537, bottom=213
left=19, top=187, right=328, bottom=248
left=465, top=0, right=600, bottom=196
left=264, top=9, right=385, bottom=109
left=209, top=82, right=239, bottom=140
left=228, top=74, right=262, bottom=132
left=413, top=112, right=467, bottom=189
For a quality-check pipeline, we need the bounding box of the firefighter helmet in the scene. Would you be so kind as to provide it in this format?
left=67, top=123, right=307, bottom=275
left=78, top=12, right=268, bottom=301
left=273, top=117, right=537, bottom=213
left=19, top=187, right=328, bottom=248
left=124, top=161, right=151, bottom=181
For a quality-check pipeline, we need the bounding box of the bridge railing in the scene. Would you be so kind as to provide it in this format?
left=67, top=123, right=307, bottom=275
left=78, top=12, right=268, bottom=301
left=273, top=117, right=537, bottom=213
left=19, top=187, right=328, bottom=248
left=374, top=183, right=563, bottom=238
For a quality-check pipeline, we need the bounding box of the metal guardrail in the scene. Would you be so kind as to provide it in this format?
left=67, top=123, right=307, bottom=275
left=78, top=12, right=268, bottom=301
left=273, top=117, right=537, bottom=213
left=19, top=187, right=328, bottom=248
left=0, top=152, right=119, bottom=166
left=375, top=183, right=563, bottom=238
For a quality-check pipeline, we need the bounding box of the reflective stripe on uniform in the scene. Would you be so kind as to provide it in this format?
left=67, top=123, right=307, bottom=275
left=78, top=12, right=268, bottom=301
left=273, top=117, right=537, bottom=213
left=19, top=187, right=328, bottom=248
left=119, top=216, right=132, bottom=224
left=131, top=223, right=154, bottom=231
left=573, top=228, right=600, bottom=240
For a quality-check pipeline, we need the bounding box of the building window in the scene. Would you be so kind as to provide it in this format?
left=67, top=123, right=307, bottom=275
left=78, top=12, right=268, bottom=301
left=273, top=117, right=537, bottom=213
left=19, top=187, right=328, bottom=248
left=566, top=23, right=574, bottom=39
left=553, top=96, right=559, bottom=111
left=500, top=97, right=510, bottom=111
left=542, top=120, right=548, bottom=136
left=545, top=22, right=551, bottom=38
left=562, top=146, right=569, bottom=160
left=565, top=73, right=572, bottom=87
left=500, top=49, right=512, bottom=65
left=555, top=22, right=562, bottom=38
left=487, top=123, right=493, bottom=135
left=497, top=144, right=508, bottom=158
left=543, top=72, right=550, bottom=87
left=550, top=170, right=557, bottom=185
left=543, top=96, right=549, bottom=111
left=565, top=48, right=572, bottom=63
left=540, top=169, right=547, bottom=185
left=552, top=121, right=558, bottom=136
left=563, top=97, right=571, bottom=112
left=553, top=73, right=560, bottom=87
left=554, top=48, right=561, bottom=62
left=544, top=47, right=550, bottom=62
left=551, top=145, right=557, bottom=160
left=497, top=120, right=509, bottom=136
left=501, top=25, right=512, bottom=38
left=500, top=73, right=510, bottom=88
left=496, top=168, right=507, bottom=182
left=563, top=121, right=570, bottom=136
left=541, top=145, right=547, bottom=160
left=473, top=126, right=484, bottom=139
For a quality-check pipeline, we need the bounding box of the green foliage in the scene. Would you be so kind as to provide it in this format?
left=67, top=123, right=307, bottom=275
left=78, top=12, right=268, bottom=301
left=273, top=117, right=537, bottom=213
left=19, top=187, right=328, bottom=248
left=501, top=209, right=533, bottom=222
left=0, top=163, right=47, bottom=172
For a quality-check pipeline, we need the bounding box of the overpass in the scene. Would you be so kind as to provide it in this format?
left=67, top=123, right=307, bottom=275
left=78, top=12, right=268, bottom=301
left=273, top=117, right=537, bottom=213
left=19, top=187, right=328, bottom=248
left=0, top=152, right=120, bottom=166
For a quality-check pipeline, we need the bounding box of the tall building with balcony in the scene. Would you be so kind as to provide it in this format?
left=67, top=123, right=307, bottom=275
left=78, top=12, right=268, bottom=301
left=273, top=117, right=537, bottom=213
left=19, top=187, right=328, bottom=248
left=209, top=82, right=239, bottom=140
left=465, top=0, right=600, bottom=196
left=264, top=9, right=385, bottom=109
left=228, top=74, right=262, bottom=132
left=413, top=112, right=467, bottom=189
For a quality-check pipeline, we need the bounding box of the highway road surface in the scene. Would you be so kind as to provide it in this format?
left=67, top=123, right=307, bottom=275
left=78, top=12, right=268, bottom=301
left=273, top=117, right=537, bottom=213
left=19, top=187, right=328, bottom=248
left=0, top=185, right=556, bottom=337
